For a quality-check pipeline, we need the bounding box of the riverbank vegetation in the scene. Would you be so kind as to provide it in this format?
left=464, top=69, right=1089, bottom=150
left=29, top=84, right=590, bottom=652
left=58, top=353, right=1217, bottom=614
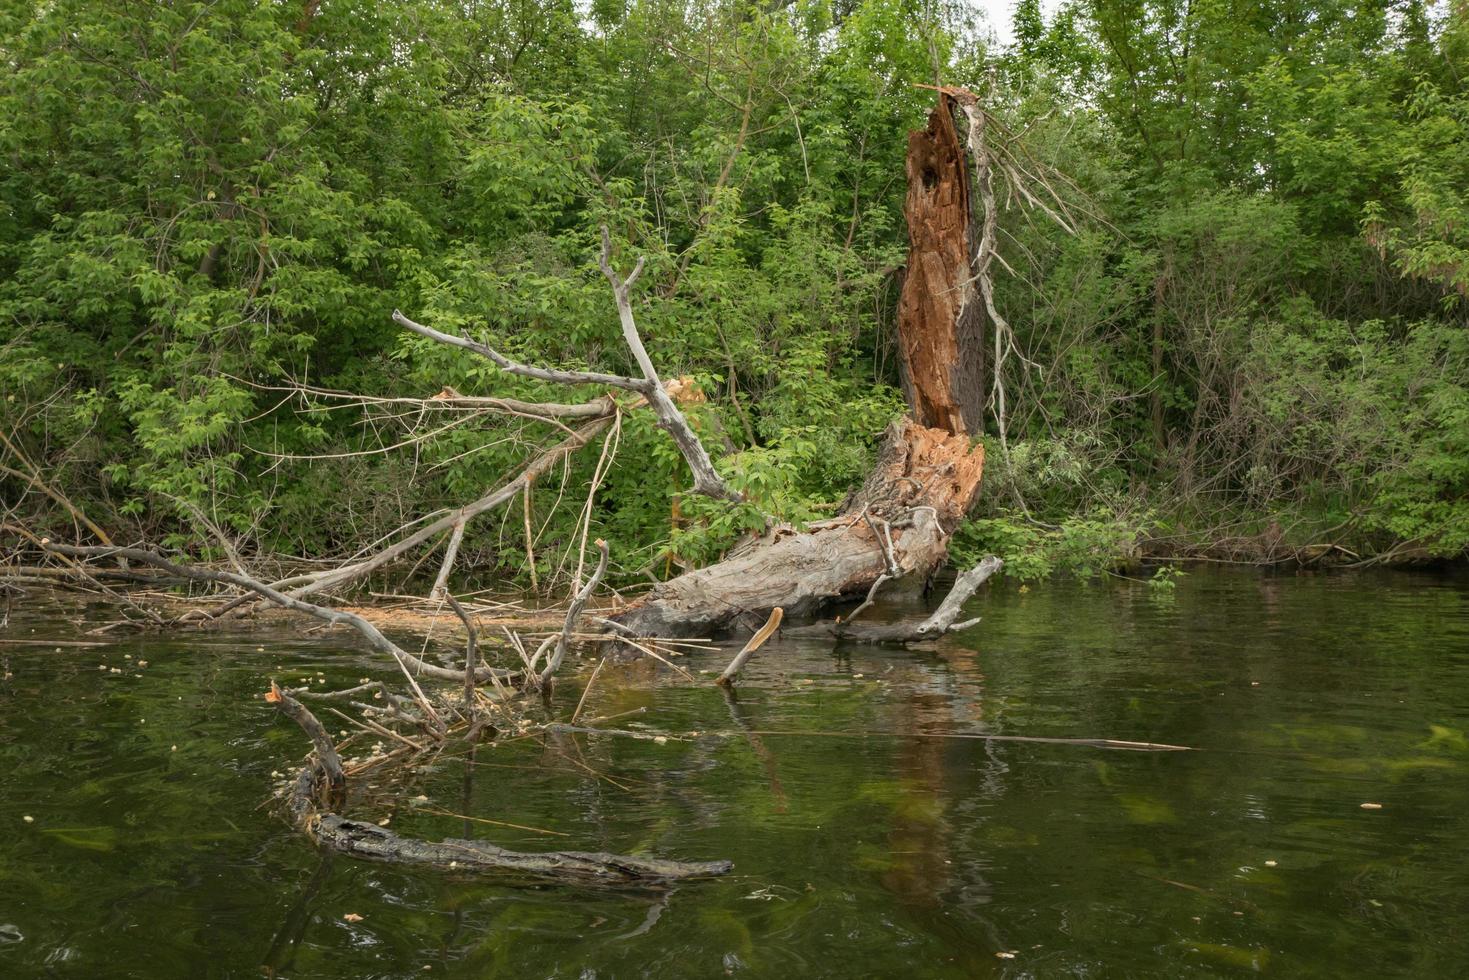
left=3, top=0, right=1466, bottom=586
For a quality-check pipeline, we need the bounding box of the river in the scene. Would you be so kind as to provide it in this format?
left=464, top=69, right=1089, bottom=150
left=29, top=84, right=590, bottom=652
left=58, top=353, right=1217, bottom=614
left=2, top=566, right=1467, bottom=977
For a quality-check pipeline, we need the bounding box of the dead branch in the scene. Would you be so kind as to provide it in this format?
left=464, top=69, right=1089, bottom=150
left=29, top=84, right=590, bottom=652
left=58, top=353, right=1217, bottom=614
left=392, top=310, right=647, bottom=392
left=444, top=592, right=478, bottom=714
left=716, top=606, right=783, bottom=687
left=596, top=227, right=740, bottom=502
left=430, top=519, right=466, bottom=599
left=843, top=513, right=902, bottom=626
left=786, top=555, right=1003, bottom=643
left=232, top=414, right=615, bottom=610
left=267, top=685, right=732, bottom=883
left=392, top=230, right=739, bottom=503
left=538, top=539, right=610, bottom=688
left=250, top=377, right=616, bottom=419
left=43, top=541, right=519, bottom=689
left=0, top=428, right=114, bottom=546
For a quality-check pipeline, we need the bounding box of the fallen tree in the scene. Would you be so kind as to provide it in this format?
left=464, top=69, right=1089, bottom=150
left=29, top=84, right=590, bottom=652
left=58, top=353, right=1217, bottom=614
left=16, top=95, right=996, bottom=648
left=610, top=420, right=985, bottom=637
left=600, top=95, right=991, bottom=638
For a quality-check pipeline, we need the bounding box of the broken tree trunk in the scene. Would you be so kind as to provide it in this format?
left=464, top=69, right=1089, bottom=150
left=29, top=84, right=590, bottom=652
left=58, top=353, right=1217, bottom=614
left=605, top=95, right=989, bottom=639
left=897, top=93, right=986, bottom=436
left=612, top=419, right=984, bottom=637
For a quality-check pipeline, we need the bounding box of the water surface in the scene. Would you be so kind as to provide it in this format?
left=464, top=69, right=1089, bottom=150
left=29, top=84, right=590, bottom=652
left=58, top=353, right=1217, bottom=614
left=2, top=567, right=1468, bottom=977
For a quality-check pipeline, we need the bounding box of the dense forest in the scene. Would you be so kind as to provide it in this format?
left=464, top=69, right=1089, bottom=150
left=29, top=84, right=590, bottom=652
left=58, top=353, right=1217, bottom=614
left=3, top=0, right=1466, bottom=588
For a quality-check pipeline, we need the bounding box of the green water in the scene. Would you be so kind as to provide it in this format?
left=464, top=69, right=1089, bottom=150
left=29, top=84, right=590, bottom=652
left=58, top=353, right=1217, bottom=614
left=3, top=567, right=1469, bottom=978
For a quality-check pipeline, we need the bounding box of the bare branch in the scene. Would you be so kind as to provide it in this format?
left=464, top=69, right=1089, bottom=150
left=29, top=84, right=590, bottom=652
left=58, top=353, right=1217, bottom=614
left=243, top=377, right=615, bottom=419
left=394, top=289, right=739, bottom=502
left=43, top=542, right=518, bottom=691
left=538, top=539, right=609, bottom=688
left=392, top=310, right=648, bottom=392
left=916, top=555, right=1003, bottom=636
left=276, top=415, right=613, bottom=603
left=444, top=592, right=479, bottom=713
left=430, top=519, right=466, bottom=599
left=716, top=606, right=783, bottom=687
left=596, top=226, right=741, bottom=502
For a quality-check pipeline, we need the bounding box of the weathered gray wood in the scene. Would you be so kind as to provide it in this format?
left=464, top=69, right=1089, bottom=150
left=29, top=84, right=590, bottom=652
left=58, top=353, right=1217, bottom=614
left=612, top=420, right=985, bottom=638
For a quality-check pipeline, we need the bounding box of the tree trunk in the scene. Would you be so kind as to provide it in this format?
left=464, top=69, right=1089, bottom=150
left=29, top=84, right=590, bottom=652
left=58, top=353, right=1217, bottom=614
left=612, top=420, right=983, bottom=636
left=897, top=94, right=986, bottom=436
left=610, top=95, right=987, bottom=639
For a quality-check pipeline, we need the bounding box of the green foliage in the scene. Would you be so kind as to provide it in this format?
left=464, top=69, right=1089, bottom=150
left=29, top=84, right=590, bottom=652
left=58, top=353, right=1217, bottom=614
left=2, top=0, right=1466, bottom=583
left=952, top=506, right=1150, bottom=582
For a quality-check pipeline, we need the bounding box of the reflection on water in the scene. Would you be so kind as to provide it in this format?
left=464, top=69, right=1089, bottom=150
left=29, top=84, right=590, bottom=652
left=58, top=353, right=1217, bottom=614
left=3, top=566, right=1469, bottom=977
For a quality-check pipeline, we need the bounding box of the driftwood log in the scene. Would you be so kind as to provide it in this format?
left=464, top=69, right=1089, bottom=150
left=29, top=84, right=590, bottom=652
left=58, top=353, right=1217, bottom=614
left=267, top=684, right=732, bottom=884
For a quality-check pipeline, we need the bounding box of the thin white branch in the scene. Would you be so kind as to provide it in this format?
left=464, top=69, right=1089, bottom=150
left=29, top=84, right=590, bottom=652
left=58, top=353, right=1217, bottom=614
left=393, top=310, right=648, bottom=392
left=596, top=227, right=741, bottom=502
left=537, top=539, right=609, bottom=688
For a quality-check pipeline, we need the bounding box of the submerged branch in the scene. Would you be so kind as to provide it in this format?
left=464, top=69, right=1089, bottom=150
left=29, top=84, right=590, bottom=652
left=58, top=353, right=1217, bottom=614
left=266, top=685, right=732, bottom=884
left=538, top=539, right=610, bottom=688
left=787, top=555, right=1003, bottom=643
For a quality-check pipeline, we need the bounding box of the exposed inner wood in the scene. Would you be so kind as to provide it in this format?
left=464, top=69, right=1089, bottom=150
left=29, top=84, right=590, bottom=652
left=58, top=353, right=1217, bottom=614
left=897, top=93, right=985, bottom=437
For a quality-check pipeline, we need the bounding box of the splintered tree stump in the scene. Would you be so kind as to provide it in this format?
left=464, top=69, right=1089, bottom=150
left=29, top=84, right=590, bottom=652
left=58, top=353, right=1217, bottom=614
left=612, top=420, right=984, bottom=637
left=897, top=93, right=985, bottom=437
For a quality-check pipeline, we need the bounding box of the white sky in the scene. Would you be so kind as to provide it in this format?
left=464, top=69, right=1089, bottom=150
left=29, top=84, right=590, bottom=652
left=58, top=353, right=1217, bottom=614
left=970, top=0, right=1065, bottom=48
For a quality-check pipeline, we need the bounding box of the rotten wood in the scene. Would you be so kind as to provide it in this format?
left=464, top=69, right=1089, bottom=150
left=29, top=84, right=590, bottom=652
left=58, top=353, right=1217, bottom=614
left=896, top=94, right=985, bottom=437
